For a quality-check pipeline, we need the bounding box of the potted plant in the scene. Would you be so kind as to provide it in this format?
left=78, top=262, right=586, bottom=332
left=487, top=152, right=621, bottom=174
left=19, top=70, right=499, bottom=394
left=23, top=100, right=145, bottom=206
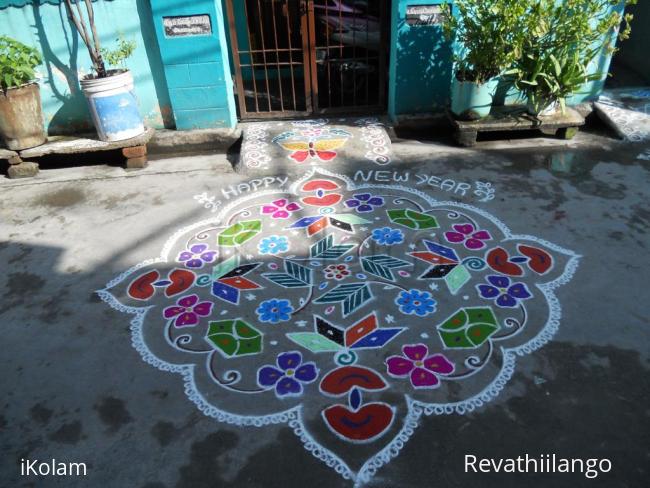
left=0, top=36, right=46, bottom=150
left=507, top=0, right=636, bottom=116
left=63, top=0, right=144, bottom=141
left=442, top=0, right=527, bottom=120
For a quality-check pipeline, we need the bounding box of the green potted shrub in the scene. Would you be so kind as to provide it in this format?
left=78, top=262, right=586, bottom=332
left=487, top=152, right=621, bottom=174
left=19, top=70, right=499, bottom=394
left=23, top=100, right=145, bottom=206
left=507, top=0, right=636, bottom=116
left=442, top=0, right=527, bottom=120
left=63, top=0, right=144, bottom=142
left=0, top=36, right=46, bottom=150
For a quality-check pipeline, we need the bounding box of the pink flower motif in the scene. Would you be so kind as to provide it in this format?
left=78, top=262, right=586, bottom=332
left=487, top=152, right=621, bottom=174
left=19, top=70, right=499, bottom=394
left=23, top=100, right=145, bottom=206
left=385, top=344, right=454, bottom=389
left=445, top=224, right=492, bottom=250
left=163, top=294, right=213, bottom=328
left=261, top=199, right=302, bottom=219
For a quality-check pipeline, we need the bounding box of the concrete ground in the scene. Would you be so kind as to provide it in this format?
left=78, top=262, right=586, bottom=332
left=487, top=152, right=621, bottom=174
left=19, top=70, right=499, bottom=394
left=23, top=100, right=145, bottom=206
left=1, top=127, right=649, bottom=488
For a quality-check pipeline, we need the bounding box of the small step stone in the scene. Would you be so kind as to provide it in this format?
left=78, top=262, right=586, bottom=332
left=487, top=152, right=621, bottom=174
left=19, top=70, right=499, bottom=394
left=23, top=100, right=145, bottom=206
left=8, top=161, right=39, bottom=179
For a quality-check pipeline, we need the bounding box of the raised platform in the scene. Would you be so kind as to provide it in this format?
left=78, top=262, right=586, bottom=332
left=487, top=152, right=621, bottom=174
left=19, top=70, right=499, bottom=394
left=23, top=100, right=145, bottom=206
left=449, top=106, right=585, bottom=147
left=237, top=117, right=395, bottom=175
left=2, top=128, right=155, bottom=178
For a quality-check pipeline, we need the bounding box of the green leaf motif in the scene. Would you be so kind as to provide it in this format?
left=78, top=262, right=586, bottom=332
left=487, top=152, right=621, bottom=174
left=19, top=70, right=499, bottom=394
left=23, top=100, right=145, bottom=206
left=387, top=209, right=439, bottom=230
left=286, top=332, right=343, bottom=353
left=329, top=214, right=372, bottom=225
left=218, top=220, right=261, bottom=247
left=437, top=307, right=500, bottom=349
left=206, top=319, right=263, bottom=357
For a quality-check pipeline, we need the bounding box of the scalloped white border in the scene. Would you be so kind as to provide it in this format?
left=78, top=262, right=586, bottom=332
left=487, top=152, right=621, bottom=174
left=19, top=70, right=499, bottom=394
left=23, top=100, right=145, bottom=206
left=97, top=168, right=580, bottom=486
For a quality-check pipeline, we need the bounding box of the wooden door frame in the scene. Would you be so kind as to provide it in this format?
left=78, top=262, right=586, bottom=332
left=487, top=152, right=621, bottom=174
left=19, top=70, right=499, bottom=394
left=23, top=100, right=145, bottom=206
left=224, top=0, right=314, bottom=119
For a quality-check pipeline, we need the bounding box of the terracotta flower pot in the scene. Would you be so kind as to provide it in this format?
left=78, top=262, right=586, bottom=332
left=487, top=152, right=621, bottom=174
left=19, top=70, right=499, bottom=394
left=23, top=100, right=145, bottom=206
left=0, top=82, right=46, bottom=150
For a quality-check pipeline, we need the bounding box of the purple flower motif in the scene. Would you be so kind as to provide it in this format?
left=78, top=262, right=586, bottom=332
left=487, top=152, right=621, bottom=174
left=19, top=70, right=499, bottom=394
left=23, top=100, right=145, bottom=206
left=477, top=275, right=532, bottom=308
left=386, top=344, right=454, bottom=389
left=257, top=351, right=318, bottom=397
left=178, top=244, right=218, bottom=269
left=163, top=294, right=214, bottom=328
left=344, top=193, right=385, bottom=213
left=444, top=224, right=492, bottom=250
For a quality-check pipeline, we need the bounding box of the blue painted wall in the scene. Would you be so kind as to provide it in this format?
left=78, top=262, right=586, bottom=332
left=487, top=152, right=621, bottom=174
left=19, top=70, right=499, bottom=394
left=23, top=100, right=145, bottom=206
left=0, top=0, right=174, bottom=134
left=150, top=0, right=236, bottom=129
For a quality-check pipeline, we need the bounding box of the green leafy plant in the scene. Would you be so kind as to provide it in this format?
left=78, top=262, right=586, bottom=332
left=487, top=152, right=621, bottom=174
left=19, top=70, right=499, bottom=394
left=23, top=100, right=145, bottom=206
left=506, top=0, right=637, bottom=113
left=100, top=37, right=136, bottom=70
left=441, top=0, right=528, bottom=84
left=0, top=36, right=42, bottom=91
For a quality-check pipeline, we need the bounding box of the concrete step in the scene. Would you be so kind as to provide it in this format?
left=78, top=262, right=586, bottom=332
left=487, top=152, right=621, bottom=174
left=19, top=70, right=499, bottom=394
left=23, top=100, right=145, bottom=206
left=235, top=117, right=397, bottom=175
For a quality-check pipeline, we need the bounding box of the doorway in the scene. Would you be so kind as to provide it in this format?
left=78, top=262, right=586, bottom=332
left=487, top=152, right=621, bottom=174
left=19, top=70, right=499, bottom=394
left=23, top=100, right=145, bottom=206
left=224, top=0, right=389, bottom=119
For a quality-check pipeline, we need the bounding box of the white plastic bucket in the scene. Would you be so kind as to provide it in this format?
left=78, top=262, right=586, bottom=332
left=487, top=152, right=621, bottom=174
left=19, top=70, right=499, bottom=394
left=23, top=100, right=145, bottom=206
left=80, top=70, right=145, bottom=142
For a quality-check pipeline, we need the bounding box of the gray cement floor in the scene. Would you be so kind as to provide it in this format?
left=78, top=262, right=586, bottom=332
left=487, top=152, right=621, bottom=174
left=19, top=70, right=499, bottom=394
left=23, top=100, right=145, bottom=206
left=1, top=133, right=649, bottom=488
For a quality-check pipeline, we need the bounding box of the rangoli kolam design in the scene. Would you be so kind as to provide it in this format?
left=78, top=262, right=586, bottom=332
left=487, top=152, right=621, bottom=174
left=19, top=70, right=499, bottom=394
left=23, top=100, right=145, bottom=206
left=99, top=169, right=580, bottom=484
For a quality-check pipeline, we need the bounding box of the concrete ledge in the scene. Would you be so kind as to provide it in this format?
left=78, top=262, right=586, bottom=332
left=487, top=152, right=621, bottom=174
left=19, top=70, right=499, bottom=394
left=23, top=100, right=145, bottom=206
left=148, top=127, right=242, bottom=154
left=19, top=128, right=155, bottom=158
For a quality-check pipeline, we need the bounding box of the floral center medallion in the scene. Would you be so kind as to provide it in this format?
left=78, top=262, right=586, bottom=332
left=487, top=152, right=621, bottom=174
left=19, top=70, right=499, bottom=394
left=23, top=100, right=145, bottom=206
left=99, top=169, right=580, bottom=484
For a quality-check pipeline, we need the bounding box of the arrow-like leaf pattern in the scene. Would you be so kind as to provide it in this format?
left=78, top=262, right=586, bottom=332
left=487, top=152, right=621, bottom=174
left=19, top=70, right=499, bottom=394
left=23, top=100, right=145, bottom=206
left=262, top=260, right=312, bottom=288
left=314, top=283, right=372, bottom=317
left=310, top=234, right=356, bottom=260
left=361, top=255, right=411, bottom=282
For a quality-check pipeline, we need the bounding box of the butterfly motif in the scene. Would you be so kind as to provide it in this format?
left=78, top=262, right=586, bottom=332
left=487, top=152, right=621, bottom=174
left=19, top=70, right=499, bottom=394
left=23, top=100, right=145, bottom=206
left=275, top=129, right=351, bottom=163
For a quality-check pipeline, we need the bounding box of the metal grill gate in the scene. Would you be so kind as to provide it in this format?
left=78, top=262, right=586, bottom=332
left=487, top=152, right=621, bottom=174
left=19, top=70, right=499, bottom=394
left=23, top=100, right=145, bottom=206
left=225, top=0, right=388, bottom=119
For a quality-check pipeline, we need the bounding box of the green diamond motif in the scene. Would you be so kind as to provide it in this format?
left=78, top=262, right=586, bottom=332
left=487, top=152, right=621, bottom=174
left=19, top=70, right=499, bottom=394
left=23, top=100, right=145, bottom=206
left=387, top=209, right=439, bottom=230
left=286, top=332, right=343, bottom=353
left=444, top=264, right=471, bottom=295
left=206, top=319, right=263, bottom=357
left=437, top=307, right=499, bottom=349
left=218, top=220, right=262, bottom=247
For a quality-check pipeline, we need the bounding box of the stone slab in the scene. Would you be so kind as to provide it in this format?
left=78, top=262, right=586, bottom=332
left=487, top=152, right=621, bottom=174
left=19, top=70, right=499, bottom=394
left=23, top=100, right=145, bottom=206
left=450, top=106, right=585, bottom=133
left=237, top=117, right=395, bottom=175
left=18, top=127, right=155, bottom=158
left=0, top=147, right=18, bottom=160
left=594, top=87, right=650, bottom=143
left=7, top=161, right=39, bottom=179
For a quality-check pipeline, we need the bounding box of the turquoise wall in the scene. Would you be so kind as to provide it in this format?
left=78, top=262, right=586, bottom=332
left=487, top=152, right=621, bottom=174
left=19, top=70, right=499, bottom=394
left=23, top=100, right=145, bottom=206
left=388, top=0, right=626, bottom=121
left=388, top=0, right=453, bottom=121
left=150, top=0, right=236, bottom=129
left=0, top=0, right=174, bottom=134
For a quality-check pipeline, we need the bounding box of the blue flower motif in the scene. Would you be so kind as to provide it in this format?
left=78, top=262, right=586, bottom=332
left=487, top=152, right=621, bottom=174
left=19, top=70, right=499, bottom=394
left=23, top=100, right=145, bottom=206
left=477, top=275, right=532, bottom=308
left=256, top=299, right=294, bottom=323
left=345, top=193, right=385, bottom=213
left=258, top=235, right=289, bottom=255
left=371, top=227, right=404, bottom=245
left=257, top=351, right=319, bottom=397
left=396, top=289, right=437, bottom=316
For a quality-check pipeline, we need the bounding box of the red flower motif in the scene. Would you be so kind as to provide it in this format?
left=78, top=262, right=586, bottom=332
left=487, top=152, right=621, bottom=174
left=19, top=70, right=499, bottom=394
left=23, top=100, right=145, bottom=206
left=324, top=264, right=350, bottom=281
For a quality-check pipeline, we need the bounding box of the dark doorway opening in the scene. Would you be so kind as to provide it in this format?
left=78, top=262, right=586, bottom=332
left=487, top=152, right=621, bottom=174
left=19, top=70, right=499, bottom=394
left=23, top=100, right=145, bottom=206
left=225, top=0, right=389, bottom=119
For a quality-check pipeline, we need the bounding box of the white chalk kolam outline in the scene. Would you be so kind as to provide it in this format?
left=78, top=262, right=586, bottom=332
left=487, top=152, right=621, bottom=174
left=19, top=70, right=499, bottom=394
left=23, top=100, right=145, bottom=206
left=97, top=167, right=580, bottom=486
